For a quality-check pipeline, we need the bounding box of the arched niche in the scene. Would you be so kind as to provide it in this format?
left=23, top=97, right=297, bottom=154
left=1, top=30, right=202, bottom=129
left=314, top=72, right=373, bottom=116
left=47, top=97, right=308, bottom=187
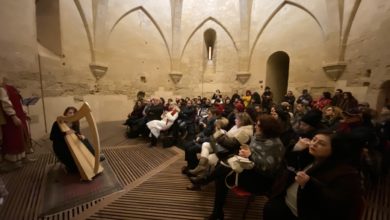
left=204, top=28, right=216, bottom=61
left=265, top=51, right=290, bottom=103
left=36, top=0, right=62, bottom=56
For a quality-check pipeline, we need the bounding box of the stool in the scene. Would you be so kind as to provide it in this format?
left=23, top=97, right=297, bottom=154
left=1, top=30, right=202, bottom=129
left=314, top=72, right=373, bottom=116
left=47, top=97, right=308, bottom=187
left=231, top=186, right=257, bottom=220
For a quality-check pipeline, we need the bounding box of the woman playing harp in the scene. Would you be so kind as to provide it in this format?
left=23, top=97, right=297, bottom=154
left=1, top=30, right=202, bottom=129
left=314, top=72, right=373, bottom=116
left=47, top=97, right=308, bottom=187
left=50, top=106, right=104, bottom=175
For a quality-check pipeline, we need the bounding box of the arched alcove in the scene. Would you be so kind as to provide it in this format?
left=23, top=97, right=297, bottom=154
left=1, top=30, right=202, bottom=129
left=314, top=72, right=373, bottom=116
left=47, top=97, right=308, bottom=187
left=204, top=28, right=216, bottom=60
left=36, top=0, right=62, bottom=56
left=265, top=51, right=289, bottom=103
left=377, top=80, right=390, bottom=112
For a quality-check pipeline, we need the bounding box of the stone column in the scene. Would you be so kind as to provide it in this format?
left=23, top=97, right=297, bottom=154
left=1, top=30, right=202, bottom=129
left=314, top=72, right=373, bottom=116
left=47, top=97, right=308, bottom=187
left=90, top=0, right=109, bottom=82
left=238, top=0, right=253, bottom=72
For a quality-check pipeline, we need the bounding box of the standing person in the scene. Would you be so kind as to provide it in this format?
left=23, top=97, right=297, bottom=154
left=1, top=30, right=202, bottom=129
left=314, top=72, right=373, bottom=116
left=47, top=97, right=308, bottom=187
left=264, top=130, right=364, bottom=220
left=262, top=86, right=273, bottom=113
left=0, top=78, right=34, bottom=173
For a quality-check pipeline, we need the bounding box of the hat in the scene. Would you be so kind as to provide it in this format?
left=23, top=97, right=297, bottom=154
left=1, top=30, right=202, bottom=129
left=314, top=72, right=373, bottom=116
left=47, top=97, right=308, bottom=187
left=301, top=110, right=322, bottom=128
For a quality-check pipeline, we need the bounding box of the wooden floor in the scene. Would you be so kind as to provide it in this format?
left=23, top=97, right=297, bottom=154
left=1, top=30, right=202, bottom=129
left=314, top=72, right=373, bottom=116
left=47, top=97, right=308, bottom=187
left=0, top=121, right=389, bottom=220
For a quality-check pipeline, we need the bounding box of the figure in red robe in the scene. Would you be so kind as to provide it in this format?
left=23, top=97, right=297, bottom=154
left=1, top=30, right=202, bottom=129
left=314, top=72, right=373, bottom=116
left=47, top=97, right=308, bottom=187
left=0, top=79, right=34, bottom=172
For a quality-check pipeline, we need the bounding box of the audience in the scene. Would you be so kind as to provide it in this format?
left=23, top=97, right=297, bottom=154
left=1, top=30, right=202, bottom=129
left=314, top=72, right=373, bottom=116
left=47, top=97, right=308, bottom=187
left=120, top=87, right=388, bottom=220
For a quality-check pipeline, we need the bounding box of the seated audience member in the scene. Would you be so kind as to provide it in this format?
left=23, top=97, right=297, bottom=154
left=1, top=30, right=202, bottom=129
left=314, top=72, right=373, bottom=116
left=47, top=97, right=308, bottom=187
left=242, top=90, right=252, bottom=107
left=270, top=106, right=295, bottom=148
left=291, top=103, right=309, bottom=130
left=187, top=117, right=229, bottom=178
left=123, top=100, right=145, bottom=127
left=297, top=89, right=313, bottom=107
left=263, top=130, right=364, bottom=220
left=221, top=97, right=234, bottom=118
left=146, top=103, right=180, bottom=146
left=50, top=106, right=104, bottom=173
left=178, top=100, right=196, bottom=137
left=188, top=112, right=253, bottom=186
left=211, top=89, right=223, bottom=101
left=321, top=106, right=343, bottom=130
left=312, top=91, right=332, bottom=110
left=182, top=107, right=220, bottom=176
left=332, top=89, right=343, bottom=107
left=251, top=91, right=261, bottom=105
left=338, top=108, right=363, bottom=132
left=205, top=114, right=285, bottom=220
left=231, top=90, right=241, bottom=103
left=339, top=92, right=358, bottom=112
left=137, top=98, right=164, bottom=137
left=283, top=91, right=296, bottom=109
left=286, top=109, right=324, bottom=170
left=358, top=102, right=377, bottom=128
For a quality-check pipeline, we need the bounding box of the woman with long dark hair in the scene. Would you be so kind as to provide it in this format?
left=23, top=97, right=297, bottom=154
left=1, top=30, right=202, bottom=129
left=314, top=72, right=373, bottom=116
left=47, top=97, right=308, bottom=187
left=50, top=106, right=104, bottom=173
left=264, top=130, right=364, bottom=220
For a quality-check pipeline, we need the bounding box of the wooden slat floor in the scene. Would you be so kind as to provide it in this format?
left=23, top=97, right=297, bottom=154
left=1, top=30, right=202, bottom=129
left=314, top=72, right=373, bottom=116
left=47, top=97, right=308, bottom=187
left=0, top=121, right=389, bottom=220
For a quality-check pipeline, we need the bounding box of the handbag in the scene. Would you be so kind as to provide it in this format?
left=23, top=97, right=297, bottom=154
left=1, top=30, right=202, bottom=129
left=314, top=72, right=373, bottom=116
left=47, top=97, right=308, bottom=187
left=226, top=155, right=254, bottom=173
left=222, top=155, right=255, bottom=189
left=212, top=142, right=230, bottom=159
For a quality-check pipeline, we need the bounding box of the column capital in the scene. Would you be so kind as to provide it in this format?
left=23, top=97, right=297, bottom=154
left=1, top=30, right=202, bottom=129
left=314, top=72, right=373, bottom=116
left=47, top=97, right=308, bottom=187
left=169, top=72, right=183, bottom=84
left=236, top=72, right=251, bottom=84
left=89, top=63, right=108, bottom=81
left=322, top=62, right=346, bottom=81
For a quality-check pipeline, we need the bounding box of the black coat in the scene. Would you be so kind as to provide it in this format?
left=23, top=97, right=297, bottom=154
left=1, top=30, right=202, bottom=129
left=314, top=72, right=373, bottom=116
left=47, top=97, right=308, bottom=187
left=271, top=160, right=364, bottom=220
left=50, top=122, right=78, bottom=172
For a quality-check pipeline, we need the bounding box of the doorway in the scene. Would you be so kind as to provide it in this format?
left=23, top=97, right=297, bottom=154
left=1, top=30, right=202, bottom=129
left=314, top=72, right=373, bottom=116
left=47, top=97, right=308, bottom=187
left=265, top=51, right=290, bottom=103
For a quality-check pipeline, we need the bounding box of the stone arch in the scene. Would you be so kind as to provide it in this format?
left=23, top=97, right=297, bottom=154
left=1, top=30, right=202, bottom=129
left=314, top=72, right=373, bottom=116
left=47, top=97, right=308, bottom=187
left=109, top=6, right=172, bottom=62
left=377, top=80, right=390, bottom=112
left=265, top=51, right=290, bottom=103
left=73, top=0, right=95, bottom=61
left=249, top=1, right=325, bottom=68
left=180, top=17, right=238, bottom=60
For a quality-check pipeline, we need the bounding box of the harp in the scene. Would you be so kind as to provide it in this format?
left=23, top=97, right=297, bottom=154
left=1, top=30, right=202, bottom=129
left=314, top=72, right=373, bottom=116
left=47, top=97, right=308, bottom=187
left=56, top=102, right=103, bottom=181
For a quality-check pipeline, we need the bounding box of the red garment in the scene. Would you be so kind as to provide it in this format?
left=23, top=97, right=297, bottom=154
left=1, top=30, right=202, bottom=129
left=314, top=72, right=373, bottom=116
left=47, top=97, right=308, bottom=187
left=312, top=98, right=332, bottom=110
left=1, top=84, right=29, bottom=155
